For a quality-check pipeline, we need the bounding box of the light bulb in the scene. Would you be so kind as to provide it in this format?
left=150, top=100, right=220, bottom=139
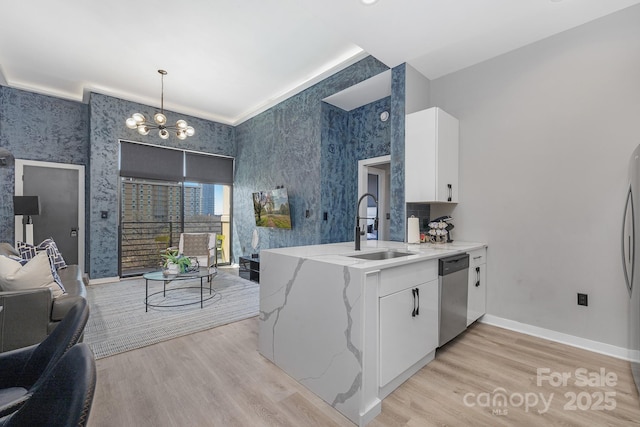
left=185, top=126, right=195, bottom=137
left=159, top=128, right=169, bottom=139
left=176, top=120, right=188, bottom=129
left=132, top=113, right=145, bottom=124
left=154, top=113, right=167, bottom=125
left=125, top=117, right=138, bottom=129
left=177, top=130, right=187, bottom=140
left=138, top=125, right=150, bottom=136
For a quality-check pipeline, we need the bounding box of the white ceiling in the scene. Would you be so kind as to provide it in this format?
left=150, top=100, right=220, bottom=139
left=1, top=0, right=638, bottom=126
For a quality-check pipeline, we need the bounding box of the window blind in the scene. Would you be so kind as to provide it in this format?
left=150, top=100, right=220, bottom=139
left=119, top=142, right=183, bottom=182
left=184, top=152, right=234, bottom=185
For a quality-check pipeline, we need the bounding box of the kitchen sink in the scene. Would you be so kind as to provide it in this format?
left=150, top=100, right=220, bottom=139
left=347, top=250, right=413, bottom=261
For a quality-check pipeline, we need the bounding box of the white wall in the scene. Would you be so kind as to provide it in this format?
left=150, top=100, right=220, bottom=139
left=405, top=63, right=430, bottom=115
left=429, top=4, right=640, bottom=348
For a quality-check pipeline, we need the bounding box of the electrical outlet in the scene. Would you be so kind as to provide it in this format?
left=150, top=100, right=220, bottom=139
left=577, top=293, right=588, bottom=306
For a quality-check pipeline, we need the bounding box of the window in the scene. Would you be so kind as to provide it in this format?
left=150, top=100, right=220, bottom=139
left=118, top=141, right=234, bottom=276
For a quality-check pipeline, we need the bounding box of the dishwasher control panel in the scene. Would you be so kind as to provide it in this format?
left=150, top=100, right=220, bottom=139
left=438, top=253, right=469, bottom=275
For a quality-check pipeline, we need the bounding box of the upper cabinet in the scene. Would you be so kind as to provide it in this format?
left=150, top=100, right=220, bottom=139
left=405, top=107, right=459, bottom=203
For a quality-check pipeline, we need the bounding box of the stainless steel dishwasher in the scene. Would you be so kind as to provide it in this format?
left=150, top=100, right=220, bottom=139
left=439, top=253, right=469, bottom=347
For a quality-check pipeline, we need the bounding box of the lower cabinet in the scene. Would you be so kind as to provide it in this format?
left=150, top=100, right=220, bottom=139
left=467, top=248, right=487, bottom=325
left=379, top=279, right=438, bottom=387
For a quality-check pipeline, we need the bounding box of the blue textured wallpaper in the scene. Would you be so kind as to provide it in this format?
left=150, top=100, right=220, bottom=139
left=390, top=64, right=407, bottom=241
left=88, top=93, right=235, bottom=278
left=1, top=56, right=409, bottom=279
left=0, top=86, right=89, bottom=244
left=319, top=97, right=392, bottom=244
left=234, top=56, right=390, bottom=257
left=351, top=97, right=392, bottom=160
left=320, top=102, right=352, bottom=244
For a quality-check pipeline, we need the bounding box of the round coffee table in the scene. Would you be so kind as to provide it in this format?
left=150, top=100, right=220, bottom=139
left=142, top=267, right=217, bottom=311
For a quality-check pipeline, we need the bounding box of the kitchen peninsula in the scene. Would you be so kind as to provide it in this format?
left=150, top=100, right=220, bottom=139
left=258, top=240, right=486, bottom=425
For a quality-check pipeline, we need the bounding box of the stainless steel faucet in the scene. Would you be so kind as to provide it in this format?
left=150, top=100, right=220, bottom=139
left=355, top=193, right=378, bottom=250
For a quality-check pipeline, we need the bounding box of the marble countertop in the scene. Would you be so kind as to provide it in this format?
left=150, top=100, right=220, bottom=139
left=261, top=240, right=486, bottom=270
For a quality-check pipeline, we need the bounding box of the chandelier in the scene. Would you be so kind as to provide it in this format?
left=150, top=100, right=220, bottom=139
left=125, top=70, right=195, bottom=140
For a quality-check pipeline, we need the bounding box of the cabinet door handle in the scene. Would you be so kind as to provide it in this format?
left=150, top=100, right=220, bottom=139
left=415, top=288, right=420, bottom=316
left=475, top=267, right=480, bottom=287
left=412, top=288, right=417, bottom=317
left=447, top=184, right=452, bottom=202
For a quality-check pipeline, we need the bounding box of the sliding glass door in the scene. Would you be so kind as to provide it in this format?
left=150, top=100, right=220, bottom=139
left=118, top=141, right=234, bottom=277
left=119, top=178, right=232, bottom=276
left=183, top=182, right=231, bottom=265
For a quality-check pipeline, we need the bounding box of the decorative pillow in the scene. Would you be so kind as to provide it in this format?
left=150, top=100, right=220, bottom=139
left=0, top=252, right=65, bottom=298
left=44, top=246, right=66, bottom=293
left=182, top=233, right=209, bottom=255
left=7, top=255, right=28, bottom=266
left=17, top=238, right=67, bottom=270
left=37, top=238, right=67, bottom=270
left=16, top=241, right=38, bottom=261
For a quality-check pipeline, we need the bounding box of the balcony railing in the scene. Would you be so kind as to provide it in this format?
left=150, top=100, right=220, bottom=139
left=119, top=219, right=223, bottom=277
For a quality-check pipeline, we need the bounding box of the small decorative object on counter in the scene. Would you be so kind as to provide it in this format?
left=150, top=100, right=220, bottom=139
left=427, top=221, right=448, bottom=243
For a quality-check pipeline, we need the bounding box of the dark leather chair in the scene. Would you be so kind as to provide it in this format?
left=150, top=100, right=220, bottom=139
left=0, top=298, right=89, bottom=417
left=0, top=343, right=96, bottom=427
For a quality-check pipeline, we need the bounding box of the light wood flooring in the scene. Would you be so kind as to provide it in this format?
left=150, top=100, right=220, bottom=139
left=88, top=317, right=640, bottom=426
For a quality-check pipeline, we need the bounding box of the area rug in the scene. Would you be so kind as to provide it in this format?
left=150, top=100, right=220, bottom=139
left=84, top=270, right=259, bottom=359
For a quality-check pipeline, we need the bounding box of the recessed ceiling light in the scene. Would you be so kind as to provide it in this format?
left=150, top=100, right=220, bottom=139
left=361, top=0, right=379, bottom=5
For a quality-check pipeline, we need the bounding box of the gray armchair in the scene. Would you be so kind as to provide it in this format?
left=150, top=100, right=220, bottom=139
left=0, top=290, right=51, bottom=351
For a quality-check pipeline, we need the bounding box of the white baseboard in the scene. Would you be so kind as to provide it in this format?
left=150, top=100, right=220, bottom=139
left=378, top=350, right=436, bottom=400
left=359, top=398, right=381, bottom=427
left=88, top=276, right=120, bottom=285
left=480, top=314, right=630, bottom=361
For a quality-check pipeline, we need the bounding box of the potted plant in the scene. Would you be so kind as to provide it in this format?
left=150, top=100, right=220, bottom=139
left=162, top=248, right=191, bottom=274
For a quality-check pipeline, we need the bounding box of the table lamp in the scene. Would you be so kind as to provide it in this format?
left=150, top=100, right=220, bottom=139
left=14, top=196, right=40, bottom=245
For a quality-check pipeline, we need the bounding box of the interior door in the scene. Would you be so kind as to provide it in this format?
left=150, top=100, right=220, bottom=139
left=358, top=155, right=391, bottom=243
left=15, top=161, right=84, bottom=269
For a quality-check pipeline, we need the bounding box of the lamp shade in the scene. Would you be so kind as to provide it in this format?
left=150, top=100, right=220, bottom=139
left=13, top=196, right=40, bottom=216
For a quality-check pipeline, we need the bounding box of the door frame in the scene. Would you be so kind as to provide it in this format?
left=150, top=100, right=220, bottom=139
left=14, top=160, right=85, bottom=271
left=358, top=155, right=391, bottom=242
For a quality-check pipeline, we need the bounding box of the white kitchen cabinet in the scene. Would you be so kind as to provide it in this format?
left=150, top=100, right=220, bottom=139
left=405, top=107, right=459, bottom=203
left=379, top=261, right=438, bottom=387
left=467, top=248, right=487, bottom=325
left=259, top=242, right=488, bottom=425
